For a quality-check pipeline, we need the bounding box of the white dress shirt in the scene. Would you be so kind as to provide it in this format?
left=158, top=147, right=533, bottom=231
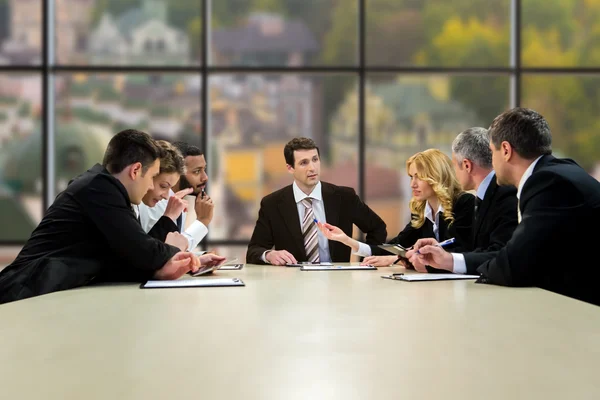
left=452, top=170, right=495, bottom=274
left=516, top=156, right=543, bottom=223
left=262, top=181, right=332, bottom=263
left=353, top=201, right=443, bottom=257
left=138, top=189, right=208, bottom=251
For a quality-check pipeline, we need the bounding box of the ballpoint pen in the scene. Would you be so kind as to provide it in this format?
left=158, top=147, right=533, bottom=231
left=416, top=237, right=455, bottom=254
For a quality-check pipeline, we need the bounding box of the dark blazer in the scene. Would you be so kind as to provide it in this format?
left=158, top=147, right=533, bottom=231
left=147, top=216, right=179, bottom=242
left=477, top=155, right=600, bottom=306
left=0, top=164, right=179, bottom=304
left=373, top=192, right=475, bottom=256
left=246, top=182, right=387, bottom=264
left=463, top=177, right=518, bottom=274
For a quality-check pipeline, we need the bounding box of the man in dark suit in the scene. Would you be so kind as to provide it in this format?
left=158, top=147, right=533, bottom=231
left=246, top=137, right=387, bottom=265
left=0, top=129, right=210, bottom=304
left=407, top=127, right=518, bottom=274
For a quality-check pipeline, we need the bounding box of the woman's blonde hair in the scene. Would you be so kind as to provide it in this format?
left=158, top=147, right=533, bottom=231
left=156, top=140, right=185, bottom=175
left=406, top=149, right=464, bottom=228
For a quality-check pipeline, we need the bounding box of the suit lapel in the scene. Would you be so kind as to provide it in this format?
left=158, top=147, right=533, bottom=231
left=473, top=179, right=497, bottom=239
left=322, top=183, right=340, bottom=227
left=321, top=183, right=341, bottom=256
left=278, top=186, right=306, bottom=258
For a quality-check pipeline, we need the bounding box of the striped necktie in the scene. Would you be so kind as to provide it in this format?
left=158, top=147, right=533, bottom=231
left=301, top=198, right=320, bottom=263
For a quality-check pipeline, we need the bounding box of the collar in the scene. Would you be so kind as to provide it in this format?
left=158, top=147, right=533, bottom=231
left=424, top=201, right=444, bottom=224
left=517, top=155, right=544, bottom=199
left=293, top=181, right=323, bottom=203
left=476, top=170, right=496, bottom=201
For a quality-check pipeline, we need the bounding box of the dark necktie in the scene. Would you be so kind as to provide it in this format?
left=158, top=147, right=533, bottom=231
left=301, top=198, right=319, bottom=263
left=176, top=213, right=183, bottom=232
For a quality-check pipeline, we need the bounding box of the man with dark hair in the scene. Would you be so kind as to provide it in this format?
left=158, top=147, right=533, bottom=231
left=407, top=127, right=518, bottom=274
left=0, top=129, right=206, bottom=304
left=142, top=141, right=214, bottom=251
left=246, top=137, right=387, bottom=265
left=417, top=108, right=600, bottom=305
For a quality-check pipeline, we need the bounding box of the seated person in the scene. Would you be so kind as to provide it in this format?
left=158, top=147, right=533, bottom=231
left=137, top=140, right=193, bottom=250
left=410, top=108, right=600, bottom=306
left=406, top=127, right=518, bottom=274
left=0, top=129, right=222, bottom=305
left=140, top=141, right=214, bottom=252
left=246, top=137, right=387, bottom=265
left=318, top=149, right=474, bottom=267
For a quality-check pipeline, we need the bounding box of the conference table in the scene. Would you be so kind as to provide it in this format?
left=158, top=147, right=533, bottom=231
left=1, top=264, right=599, bottom=399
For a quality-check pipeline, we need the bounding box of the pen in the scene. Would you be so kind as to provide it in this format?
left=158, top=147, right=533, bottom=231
left=416, top=237, right=455, bottom=254
left=201, top=187, right=206, bottom=199
left=313, top=218, right=319, bottom=224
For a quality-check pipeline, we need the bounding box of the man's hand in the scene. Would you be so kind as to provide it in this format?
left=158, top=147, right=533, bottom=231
left=164, top=188, right=193, bottom=221
left=195, top=193, right=214, bottom=226
left=407, top=245, right=454, bottom=273
left=198, top=253, right=227, bottom=268
left=266, top=250, right=298, bottom=266
left=165, top=232, right=188, bottom=251
left=154, top=252, right=200, bottom=280
left=361, top=255, right=398, bottom=267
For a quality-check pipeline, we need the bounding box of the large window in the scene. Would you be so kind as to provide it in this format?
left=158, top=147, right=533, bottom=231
left=1, top=0, right=599, bottom=252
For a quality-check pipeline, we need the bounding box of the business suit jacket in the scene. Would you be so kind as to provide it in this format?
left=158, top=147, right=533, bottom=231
left=477, top=155, right=600, bottom=306
left=463, top=178, right=518, bottom=274
left=246, top=181, right=387, bottom=264
left=0, top=164, right=179, bottom=304
left=373, top=192, right=475, bottom=256
left=147, top=215, right=179, bottom=243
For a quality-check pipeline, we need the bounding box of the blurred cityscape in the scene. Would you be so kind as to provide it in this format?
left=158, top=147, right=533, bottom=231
left=1, top=0, right=600, bottom=262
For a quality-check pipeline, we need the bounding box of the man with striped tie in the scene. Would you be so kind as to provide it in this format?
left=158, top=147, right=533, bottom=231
left=246, top=137, right=387, bottom=266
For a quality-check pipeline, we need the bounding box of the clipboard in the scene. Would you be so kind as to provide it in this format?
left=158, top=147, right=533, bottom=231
left=218, top=263, right=244, bottom=270
left=286, top=262, right=333, bottom=268
left=300, top=265, right=377, bottom=271
left=141, top=278, right=245, bottom=288
left=381, top=273, right=479, bottom=282
left=377, top=244, right=410, bottom=257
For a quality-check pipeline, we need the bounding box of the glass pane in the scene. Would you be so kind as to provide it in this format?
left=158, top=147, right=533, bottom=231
left=210, top=0, right=357, bottom=66
left=56, top=0, right=202, bottom=65
left=0, top=0, right=42, bottom=65
left=522, top=0, right=600, bottom=67
left=0, top=74, right=42, bottom=242
left=208, top=74, right=358, bottom=241
left=364, top=74, right=510, bottom=240
left=522, top=75, right=600, bottom=175
left=54, top=73, right=201, bottom=192
left=366, top=0, right=510, bottom=67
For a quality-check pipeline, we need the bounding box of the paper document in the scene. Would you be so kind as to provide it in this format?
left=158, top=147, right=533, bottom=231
left=218, top=264, right=244, bottom=270
left=286, top=262, right=333, bottom=267
left=382, top=273, right=479, bottom=281
left=141, top=278, right=245, bottom=288
left=300, top=264, right=377, bottom=271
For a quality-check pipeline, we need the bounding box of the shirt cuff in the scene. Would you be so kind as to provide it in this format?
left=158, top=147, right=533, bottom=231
left=261, top=250, right=272, bottom=264
left=451, top=253, right=467, bottom=274
left=353, top=242, right=372, bottom=257
left=183, top=220, right=208, bottom=251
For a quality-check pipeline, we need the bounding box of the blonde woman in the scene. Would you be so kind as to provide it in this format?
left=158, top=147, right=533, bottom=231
left=318, top=149, right=474, bottom=267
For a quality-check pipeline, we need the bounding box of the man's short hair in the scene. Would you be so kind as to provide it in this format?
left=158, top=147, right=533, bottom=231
left=284, top=137, right=320, bottom=166
left=102, top=129, right=162, bottom=174
left=156, top=140, right=185, bottom=175
left=452, top=127, right=492, bottom=169
left=173, top=141, right=204, bottom=158
left=488, top=107, right=552, bottom=159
